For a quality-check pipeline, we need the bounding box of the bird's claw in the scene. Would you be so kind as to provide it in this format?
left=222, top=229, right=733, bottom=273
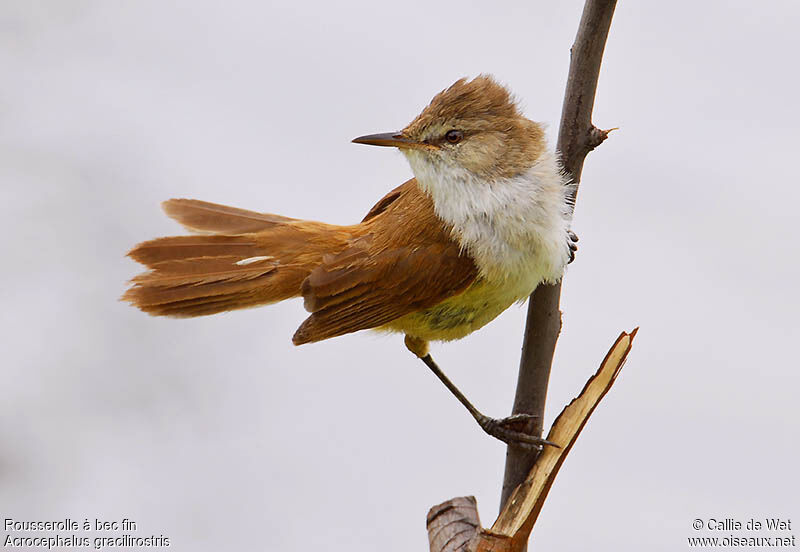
left=567, top=230, right=579, bottom=264
left=477, top=413, right=558, bottom=451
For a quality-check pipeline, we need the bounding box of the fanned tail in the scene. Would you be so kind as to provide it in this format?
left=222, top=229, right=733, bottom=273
left=123, top=198, right=350, bottom=317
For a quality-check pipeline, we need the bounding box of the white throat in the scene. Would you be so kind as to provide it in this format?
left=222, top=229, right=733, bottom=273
left=404, top=150, right=574, bottom=292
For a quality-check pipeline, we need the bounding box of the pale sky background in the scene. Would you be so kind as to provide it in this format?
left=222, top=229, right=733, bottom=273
left=1, top=2, right=798, bottom=551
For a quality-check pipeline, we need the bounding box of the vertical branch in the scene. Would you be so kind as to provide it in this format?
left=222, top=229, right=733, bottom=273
left=500, top=0, right=618, bottom=510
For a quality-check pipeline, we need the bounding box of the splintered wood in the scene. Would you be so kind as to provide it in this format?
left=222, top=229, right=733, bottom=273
left=426, top=329, right=637, bottom=552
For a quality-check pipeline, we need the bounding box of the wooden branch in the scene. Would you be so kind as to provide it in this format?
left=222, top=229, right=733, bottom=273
left=500, top=0, right=618, bottom=513
left=426, top=496, right=482, bottom=552
left=427, top=330, right=637, bottom=552
left=427, top=3, right=620, bottom=550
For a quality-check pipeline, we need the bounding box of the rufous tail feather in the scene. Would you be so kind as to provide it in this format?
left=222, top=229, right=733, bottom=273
left=123, top=199, right=351, bottom=317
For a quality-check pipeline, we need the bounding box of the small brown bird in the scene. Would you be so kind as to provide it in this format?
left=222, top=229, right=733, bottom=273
left=124, top=75, right=577, bottom=448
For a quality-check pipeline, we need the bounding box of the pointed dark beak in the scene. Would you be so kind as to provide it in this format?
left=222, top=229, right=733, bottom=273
left=352, top=132, right=434, bottom=151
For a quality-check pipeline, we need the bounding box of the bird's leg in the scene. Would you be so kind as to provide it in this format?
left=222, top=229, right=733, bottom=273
left=419, top=354, right=555, bottom=449
left=404, top=336, right=557, bottom=450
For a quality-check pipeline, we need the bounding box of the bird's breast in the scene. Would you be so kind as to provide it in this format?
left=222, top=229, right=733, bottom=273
left=407, top=150, right=573, bottom=285
left=388, top=149, right=574, bottom=343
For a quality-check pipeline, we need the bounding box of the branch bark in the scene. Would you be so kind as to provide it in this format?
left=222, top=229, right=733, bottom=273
left=500, top=0, right=618, bottom=512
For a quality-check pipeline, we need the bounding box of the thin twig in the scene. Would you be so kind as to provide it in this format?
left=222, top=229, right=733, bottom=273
left=500, top=0, right=618, bottom=512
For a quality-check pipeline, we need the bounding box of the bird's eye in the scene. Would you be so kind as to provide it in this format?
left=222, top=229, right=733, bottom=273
left=445, top=130, right=463, bottom=144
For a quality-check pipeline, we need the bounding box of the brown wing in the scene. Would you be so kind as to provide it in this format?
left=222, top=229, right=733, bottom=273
left=360, top=183, right=404, bottom=222
left=292, top=179, right=478, bottom=345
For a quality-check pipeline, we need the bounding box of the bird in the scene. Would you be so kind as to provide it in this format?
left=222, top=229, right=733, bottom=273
left=123, top=75, right=578, bottom=448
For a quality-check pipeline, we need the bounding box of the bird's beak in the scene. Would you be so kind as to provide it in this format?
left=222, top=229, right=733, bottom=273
left=352, top=132, right=434, bottom=151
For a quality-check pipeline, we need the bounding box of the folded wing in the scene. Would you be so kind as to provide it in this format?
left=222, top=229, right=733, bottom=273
left=293, top=179, right=478, bottom=344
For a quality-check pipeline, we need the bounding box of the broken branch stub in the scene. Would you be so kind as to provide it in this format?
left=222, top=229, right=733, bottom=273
left=426, top=329, right=638, bottom=552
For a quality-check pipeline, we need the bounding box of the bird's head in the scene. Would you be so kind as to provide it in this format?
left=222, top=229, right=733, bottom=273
left=353, top=75, right=547, bottom=180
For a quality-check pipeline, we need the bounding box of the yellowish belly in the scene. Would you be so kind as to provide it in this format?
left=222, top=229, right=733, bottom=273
left=380, top=279, right=530, bottom=342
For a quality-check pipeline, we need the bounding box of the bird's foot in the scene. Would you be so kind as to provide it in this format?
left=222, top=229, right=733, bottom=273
left=567, top=230, right=579, bottom=264
left=476, top=413, right=558, bottom=451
